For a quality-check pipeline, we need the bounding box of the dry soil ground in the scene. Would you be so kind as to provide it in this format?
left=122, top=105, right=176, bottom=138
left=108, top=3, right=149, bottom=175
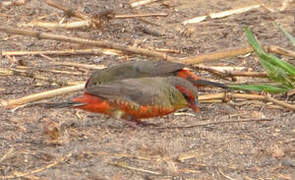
left=0, top=0, right=295, bottom=179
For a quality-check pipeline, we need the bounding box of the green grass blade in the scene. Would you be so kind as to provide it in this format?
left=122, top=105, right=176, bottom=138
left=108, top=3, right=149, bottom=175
left=244, top=27, right=264, bottom=55
left=245, top=27, right=295, bottom=87
left=229, top=84, right=291, bottom=94
left=261, top=53, right=295, bottom=76
left=276, top=23, right=295, bottom=47
left=260, top=58, right=293, bottom=87
left=245, top=27, right=295, bottom=75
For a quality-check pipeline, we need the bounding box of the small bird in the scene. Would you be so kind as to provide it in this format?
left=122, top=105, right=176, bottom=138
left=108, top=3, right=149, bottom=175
left=50, top=77, right=199, bottom=124
left=85, top=61, right=227, bottom=89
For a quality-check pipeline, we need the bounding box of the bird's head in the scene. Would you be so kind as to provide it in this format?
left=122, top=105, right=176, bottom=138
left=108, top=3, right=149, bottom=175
left=175, top=85, right=199, bottom=112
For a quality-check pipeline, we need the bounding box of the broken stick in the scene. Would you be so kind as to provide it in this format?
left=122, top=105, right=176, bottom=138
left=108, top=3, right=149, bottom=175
left=182, top=47, right=253, bottom=64
left=0, top=26, right=177, bottom=61
left=0, top=84, right=85, bottom=108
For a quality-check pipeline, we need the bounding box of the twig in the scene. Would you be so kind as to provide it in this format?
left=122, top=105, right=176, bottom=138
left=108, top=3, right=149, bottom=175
left=193, top=64, right=249, bottom=78
left=195, top=66, right=265, bottom=80
left=3, top=45, right=292, bottom=65
left=182, top=47, right=253, bottom=64
left=21, top=13, right=168, bottom=28
left=193, top=65, right=234, bottom=81
left=217, top=168, right=235, bottom=180
left=0, top=83, right=85, bottom=108
left=153, top=48, right=181, bottom=54
left=183, top=4, right=261, bottom=24
left=177, top=151, right=208, bottom=162
left=199, top=92, right=262, bottom=101
left=199, top=92, right=295, bottom=110
left=108, top=162, right=161, bottom=175
left=210, top=4, right=261, bottom=19
left=260, top=3, right=276, bottom=13
left=5, top=54, right=20, bottom=66
left=0, top=67, right=81, bottom=86
left=41, top=68, right=84, bottom=75
left=265, top=95, right=295, bottom=110
left=130, top=0, right=160, bottom=8
left=45, top=0, right=114, bottom=28
left=49, top=62, right=105, bottom=70
left=0, top=26, right=178, bottom=61
left=182, top=16, right=207, bottom=24
left=115, top=13, right=168, bottom=18
left=280, top=0, right=293, bottom=11
left=266, top=45, right=295, bottom=59
left=174, top=112, right=196, bottom=117
left=194, top=65, right=247, bottom=72
left=287, top=89, right=295, bottom=97
left=0, top=147, right=14, bottom=163
left=37, top=54, right=105, bottom=71
left=15, top=65, right=85, bottom=75
left=2, top=152, right=72, bottom=179
left=200, top=99, right=223, bottom=103
left=0, top=0, right=28, bottom=8
left=21, top=20, right=92, bottom=29
left=2, top=48, right=121, bottom=57
left=226, top=71, right=267, bottom=77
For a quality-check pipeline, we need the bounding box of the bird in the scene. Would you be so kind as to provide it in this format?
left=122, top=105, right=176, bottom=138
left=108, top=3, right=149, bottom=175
left=49, top=76, right=199, bottom=124
left=85, top=61, right=227, bottom=89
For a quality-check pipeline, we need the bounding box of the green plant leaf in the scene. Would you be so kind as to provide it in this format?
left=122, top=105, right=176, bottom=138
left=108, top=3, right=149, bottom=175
left=259, top=58, right=293, bottom=87
left=229, top=84, right=291, bottom=94
left=244, top=27, right=264, bottom=55
left=261, top=52, right=295, bottom=76
left=276, top=23, right=295, bottom=47
left=244, top=27, right=295, bottom=88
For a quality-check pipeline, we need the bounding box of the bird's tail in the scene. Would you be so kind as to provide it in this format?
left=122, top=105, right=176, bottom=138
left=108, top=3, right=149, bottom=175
left=177, top=69, right=228, bottom=89
left=192, top=79, right=228, bottom=89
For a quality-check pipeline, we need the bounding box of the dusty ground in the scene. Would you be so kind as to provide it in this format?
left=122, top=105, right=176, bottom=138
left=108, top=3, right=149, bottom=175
left=0, top=0, right=295, bottom=179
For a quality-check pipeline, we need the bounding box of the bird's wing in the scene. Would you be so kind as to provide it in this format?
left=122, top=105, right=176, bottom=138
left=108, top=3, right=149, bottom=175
left=85, top=78, right=181, bottom=107
left=134, top=61, right=185, bottom=75
left=86, top=61, right=186, bottom=87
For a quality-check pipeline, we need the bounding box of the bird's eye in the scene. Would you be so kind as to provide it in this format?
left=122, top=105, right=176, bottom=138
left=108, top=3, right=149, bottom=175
left=182, top=93, right=191, bottom=102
